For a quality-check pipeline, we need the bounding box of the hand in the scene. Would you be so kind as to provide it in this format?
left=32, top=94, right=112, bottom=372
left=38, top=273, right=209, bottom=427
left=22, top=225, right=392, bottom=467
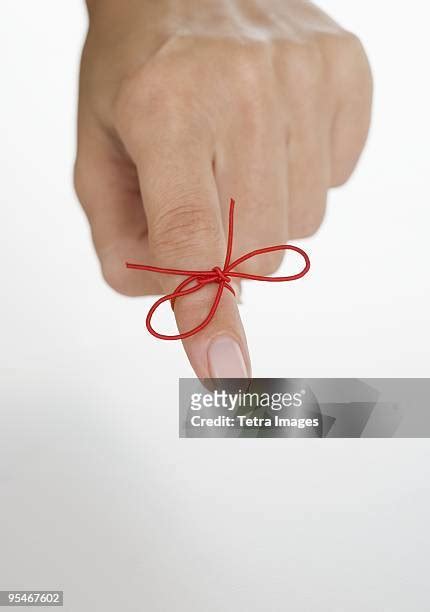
left=74, top=0, right=372, bottom=378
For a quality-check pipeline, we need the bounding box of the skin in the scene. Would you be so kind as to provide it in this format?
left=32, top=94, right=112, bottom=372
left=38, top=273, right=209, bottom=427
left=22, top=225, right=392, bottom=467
left=75, top=0, right=373, bottom=378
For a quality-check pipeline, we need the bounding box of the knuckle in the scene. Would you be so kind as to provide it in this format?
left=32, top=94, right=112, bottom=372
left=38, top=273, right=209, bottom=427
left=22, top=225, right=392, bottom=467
left=101, top=258, right=138, bottom=297
left=73, top=158, right=91, bottom=205
left=283, top=40, right=323, bottom=94
left=150, top=202, right=221, bottom=261
left=320, top=29, right=361, bottom=56
left=339, top=31, right=366, bottom=57
left=231, top=41, right=271, bottom=82
left=330, top=161, right=356, bottom=188
left=243, top=251, right=285, bottom=277
left=114, top=54, right=212, bottom=152
left=257, top=251, right=285, bottom=275
left=222, top=41, right=276, bottom=134
left=322, top=30, right=371, bottom=84
left=290, top=205, right=326, bottom=239
left=114, top=61, right=177, bottom=136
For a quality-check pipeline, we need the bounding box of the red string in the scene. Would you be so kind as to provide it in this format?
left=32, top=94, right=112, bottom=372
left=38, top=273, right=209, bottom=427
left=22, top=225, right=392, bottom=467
left=126, top=199, right=310, bottom=340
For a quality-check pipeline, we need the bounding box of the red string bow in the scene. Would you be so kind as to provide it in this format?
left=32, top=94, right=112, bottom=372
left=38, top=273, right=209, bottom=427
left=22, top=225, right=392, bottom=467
left=126, top=199, right=310, bottom=340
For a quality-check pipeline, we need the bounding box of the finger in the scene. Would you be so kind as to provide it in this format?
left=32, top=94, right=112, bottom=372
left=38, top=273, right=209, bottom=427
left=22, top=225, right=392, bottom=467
left=119, top=117, right=251, bottom=379
left=328, top=34, right=373, bottom=186
left=74, top=112, right=162, bottom=296
left=287, top=120, right=330, bottom=240
left=215, top=125, right=288, bottom=276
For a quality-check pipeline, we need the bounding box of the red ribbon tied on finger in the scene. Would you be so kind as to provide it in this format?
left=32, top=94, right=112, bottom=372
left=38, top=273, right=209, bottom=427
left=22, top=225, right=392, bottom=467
left=126, top=199, right=310, bottom=340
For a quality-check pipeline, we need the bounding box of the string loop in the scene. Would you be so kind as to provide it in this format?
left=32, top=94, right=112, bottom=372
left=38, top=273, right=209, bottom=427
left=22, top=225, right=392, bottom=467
left=126, top=199, right=310, bottom=340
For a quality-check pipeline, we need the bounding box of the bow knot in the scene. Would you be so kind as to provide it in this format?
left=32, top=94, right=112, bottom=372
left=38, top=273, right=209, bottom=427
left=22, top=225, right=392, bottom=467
left=212, top=266, right=232, bottom=285
left=126, top=199, right=310, bottom=340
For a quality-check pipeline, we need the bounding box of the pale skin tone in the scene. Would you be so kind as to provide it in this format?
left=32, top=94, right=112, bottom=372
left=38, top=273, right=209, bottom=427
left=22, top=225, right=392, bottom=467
left=75, top=0, right=372, bottom=378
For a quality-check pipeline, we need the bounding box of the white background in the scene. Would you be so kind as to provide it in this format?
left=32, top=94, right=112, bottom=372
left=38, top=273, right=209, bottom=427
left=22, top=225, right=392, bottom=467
left=1, top=1, right=429, bottom=611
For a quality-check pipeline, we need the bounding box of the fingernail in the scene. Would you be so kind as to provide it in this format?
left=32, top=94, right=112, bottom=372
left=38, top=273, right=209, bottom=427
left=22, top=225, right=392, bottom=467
left=208, top=335, right=248, bottom=378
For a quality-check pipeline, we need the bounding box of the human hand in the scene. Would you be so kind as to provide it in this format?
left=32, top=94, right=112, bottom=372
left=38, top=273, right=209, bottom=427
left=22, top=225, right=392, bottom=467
left=74, top=0, right=372, bottom=378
